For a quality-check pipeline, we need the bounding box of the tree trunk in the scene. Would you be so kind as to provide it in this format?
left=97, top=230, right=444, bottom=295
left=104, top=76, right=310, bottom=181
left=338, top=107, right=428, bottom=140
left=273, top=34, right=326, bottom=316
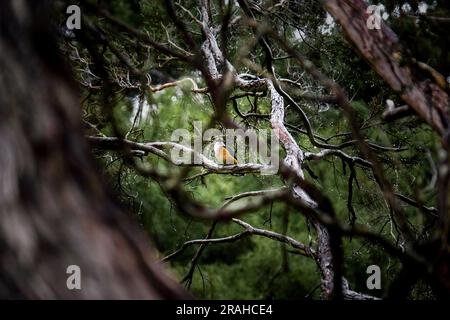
left=0, top=1, right=186, bottom=299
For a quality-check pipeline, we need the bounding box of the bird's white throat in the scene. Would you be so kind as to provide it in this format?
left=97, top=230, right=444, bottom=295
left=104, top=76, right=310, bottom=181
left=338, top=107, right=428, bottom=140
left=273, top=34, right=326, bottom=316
left=213, top=142, right=225, bottom=155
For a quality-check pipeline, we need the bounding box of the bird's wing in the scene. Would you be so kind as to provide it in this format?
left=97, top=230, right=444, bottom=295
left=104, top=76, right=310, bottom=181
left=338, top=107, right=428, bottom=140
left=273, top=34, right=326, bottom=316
left=222, top=147, right=237, bottom=164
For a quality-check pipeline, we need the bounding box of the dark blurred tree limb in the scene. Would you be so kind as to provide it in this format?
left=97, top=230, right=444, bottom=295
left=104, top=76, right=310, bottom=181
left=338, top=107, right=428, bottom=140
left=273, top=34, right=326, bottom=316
left=0, top=0, right=186, bottom=299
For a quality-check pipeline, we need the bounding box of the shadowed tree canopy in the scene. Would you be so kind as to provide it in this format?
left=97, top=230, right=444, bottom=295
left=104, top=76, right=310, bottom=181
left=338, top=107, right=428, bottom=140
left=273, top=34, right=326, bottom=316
left=1, top=0, right=450, bottom=300
left=0, top=1, right=186, bottom=299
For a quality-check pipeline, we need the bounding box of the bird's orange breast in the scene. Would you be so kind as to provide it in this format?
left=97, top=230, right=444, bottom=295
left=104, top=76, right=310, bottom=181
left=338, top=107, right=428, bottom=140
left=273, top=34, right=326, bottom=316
left=221, top=147, right=237, bottom=164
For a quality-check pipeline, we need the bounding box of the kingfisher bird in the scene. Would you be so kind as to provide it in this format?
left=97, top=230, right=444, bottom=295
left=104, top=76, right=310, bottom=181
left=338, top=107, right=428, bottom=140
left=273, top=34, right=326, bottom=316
left=213, top=141, right=237, bottom=165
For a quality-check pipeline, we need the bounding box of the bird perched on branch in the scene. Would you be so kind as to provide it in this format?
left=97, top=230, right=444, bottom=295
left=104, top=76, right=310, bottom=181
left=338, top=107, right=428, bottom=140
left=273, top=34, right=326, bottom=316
left=214, top=141, right=237, bottom=165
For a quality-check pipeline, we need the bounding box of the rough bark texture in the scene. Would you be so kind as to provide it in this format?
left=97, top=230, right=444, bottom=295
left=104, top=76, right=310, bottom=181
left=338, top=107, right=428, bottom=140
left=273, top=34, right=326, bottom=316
left=0, top=1, right=186, bottom=299
left=322, top=0, right=450, bottom=298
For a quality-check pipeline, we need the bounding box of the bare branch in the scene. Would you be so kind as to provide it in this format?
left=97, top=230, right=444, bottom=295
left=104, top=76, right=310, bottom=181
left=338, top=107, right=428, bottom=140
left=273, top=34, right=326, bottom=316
left=223, top=188, right=287, bottom=207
